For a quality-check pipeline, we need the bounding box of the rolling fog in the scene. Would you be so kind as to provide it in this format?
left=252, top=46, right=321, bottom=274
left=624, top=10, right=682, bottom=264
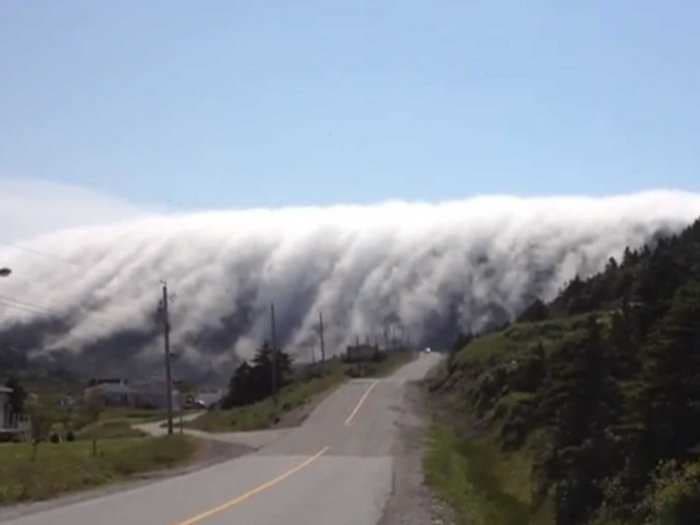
left=2, top=190, right=700, bottom=381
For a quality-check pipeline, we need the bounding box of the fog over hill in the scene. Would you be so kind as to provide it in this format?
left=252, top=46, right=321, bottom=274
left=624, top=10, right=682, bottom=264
left=2, top=190, right=700, bottom=382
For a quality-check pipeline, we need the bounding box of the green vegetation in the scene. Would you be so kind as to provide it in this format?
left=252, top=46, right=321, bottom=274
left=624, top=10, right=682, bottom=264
left=0, top=435, right=197, bottom=505
left=188, top=351, right=414, bottom=433
left=97, top=408, right=169, bottom=422
left=78, top=420, right=146, bottom=441
left=425, top=425, right=549, bottom=525
left=428, top=218, right=700, bottom=525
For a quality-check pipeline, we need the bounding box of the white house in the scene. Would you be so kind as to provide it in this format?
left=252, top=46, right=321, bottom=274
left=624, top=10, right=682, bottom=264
left=84, top=378, right=182, bottom=411
left=195, top=387, right=225, bottom=408
left=83, top=379, right=132, bottom=407
left=0, top=386, right=12, bottom=429
left=131, top=380, right=182, bottom=411
left=0, top=386, right=29, bottom=437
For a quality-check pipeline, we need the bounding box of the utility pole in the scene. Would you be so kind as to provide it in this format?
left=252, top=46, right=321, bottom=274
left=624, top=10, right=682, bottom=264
left=161, top=282, right=174, bottom=436
left=270, top=303, right=279, bottom=407
left=319, top=311, right=326, bottom=364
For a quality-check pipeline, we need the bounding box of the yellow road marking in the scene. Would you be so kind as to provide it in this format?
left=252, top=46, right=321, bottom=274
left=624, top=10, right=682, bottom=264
left=173, top=446, right=329, bottom=525
left=344, top=380, right=379, bottom=426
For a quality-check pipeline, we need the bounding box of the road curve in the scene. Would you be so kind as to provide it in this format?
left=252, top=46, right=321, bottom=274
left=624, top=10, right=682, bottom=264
left=2, top=353, right=442, bottom=525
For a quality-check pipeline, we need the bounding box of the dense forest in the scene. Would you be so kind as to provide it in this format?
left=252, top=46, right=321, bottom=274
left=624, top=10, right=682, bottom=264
left=431, top=218, right=700, bottom=524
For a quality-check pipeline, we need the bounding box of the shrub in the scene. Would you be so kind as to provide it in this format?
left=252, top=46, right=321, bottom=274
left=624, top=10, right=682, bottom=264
left=644, top=460, right=700, bottom=525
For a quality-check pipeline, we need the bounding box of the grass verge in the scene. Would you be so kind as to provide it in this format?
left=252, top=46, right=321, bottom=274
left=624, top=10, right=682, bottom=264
left=187, top=351, right=416, bottom=433
left=0, top=435, right=198, bottom=506
left=78, top=420, right=147, bottom=441
left=424, top=424, right=553, bottom=525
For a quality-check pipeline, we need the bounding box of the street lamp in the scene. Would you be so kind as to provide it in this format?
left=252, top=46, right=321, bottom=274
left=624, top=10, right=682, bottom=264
left=0, top=268, right=11, bottom=278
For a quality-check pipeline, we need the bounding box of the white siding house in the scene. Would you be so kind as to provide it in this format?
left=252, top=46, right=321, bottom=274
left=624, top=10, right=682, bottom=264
left=0, top=386, right=29, bottom=437
left=131, top=380, right=182, bottom=411
left=195, top=388, right=225, bottom=408
left=0, top=386, right=11, bottom=429
left=83, top=379, right=132, bottom=407
left=83, top=378, right=181, bottom=410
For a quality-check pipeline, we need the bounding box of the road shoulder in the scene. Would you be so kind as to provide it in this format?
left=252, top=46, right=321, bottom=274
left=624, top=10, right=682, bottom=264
left=378, top=382, right=455, bottom=525
left=0, top=438, right=252, bottom=523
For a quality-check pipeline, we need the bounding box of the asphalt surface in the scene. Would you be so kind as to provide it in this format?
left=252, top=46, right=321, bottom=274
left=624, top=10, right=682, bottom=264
left=2, top=353, right=442, bottom=525
left=134, top=413, right=290, bottom=449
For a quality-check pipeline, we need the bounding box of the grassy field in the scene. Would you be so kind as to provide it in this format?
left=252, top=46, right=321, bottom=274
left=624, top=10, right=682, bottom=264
left=77, top=420, right=147, bottom=441
left=424, top=425, right=553, bottom=525
left=454, top=315, right=593, bottom=367
left=424, top=318, right=572, bottom=525
left=97, top=408, right=170, bottom=423
left=0, top=435, right=198, bottom=506
left=187, top=351, right=415, bottom=433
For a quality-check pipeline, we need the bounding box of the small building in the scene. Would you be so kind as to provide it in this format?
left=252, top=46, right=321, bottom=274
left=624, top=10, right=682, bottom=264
left=0, top=386, right=30, bottom=438
left=0, top=386, right=12, bottom=429
left=346, top=344, right=380, bottom=363
left=84, top=377, right=182, bottom=411
left=84, top=378, right=132, bottom=407
left=194, top=387, right=225, bottom=408
left=131, top=380, right=182, bottom=411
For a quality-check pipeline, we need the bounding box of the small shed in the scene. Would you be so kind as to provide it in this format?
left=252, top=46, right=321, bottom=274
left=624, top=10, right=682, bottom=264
left=346, top=344, right=379, bottom=363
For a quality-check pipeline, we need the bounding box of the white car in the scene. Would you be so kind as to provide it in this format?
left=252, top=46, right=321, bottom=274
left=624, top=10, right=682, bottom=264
left=425, top=347, right=432, bottom=353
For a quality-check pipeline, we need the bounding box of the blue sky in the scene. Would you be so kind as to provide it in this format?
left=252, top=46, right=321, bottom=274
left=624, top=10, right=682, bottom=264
left=1, top=1, right=699, bottom=209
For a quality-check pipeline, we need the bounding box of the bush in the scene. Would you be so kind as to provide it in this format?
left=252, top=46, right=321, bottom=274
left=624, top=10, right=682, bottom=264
left=65, top=430, right=75, bottom=442
left=49, top=433, right=60, bottom=444
left=644, top=460, right=700, bottom=525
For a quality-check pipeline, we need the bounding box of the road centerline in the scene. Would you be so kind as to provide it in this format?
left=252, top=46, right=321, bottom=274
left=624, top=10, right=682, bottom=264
left=344, top=380, right=379, bottom=426
left=172, top=446, right=330, bottom=525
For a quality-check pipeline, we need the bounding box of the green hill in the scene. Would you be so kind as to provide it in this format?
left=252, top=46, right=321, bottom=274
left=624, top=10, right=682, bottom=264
left=428, top=218, right=700, bottom=525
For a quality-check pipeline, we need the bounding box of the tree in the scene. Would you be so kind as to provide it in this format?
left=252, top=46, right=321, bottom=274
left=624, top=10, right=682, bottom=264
left=251, top=342, right=293, bottom=398
left=26, top=399, right=56, bottom=461
left=222, top=362, right=255, bottom=408
left=223, top=343, right=294, bottom=408
left=84, top=395, right=104, bottom=457
left=640, top=281, right=700, bottom=462
left=517, top=299, right=549, bottom=323
left=541, top=316, right=621, bottom=524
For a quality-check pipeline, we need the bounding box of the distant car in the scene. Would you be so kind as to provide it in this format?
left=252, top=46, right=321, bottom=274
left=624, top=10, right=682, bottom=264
left=184, top=396, right=207, bottom=409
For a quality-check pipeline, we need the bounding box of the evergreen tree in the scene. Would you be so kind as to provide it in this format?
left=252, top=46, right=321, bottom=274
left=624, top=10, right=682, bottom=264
left=640, top=281, right=700, bottom=462
left=223, top=342, right=294, bottom=408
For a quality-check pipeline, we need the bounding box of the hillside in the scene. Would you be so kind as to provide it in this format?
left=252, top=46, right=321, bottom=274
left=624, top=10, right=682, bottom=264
left=428, top=218, right=700, bottom=525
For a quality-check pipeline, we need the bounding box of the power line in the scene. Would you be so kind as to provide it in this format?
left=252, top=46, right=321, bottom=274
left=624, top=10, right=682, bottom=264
left=0, top=298, right=54, bottom=317
left=0, top=243, right=79, bottom=267
left=0, top=294, right=135, bottom=332
left=0, top=294, right=55, bottom=313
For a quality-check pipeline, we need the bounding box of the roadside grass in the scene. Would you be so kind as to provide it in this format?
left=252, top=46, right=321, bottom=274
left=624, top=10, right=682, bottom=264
left=424, top=425, right=552, bottom=525
left=187, top=351, right=416, bottom=433
left=0, top=435, right=198, bottom=505
left=427, top=316, right=591, bottom=525
left=454, top=315, right=596, bottom=367
left=77, top=420, right=146, bottom=441
left=98, top=408, right=169, bottom=423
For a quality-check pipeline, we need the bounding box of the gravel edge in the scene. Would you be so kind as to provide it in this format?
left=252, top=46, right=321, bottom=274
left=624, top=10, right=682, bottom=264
left=378, top=382, right=456, bottom=525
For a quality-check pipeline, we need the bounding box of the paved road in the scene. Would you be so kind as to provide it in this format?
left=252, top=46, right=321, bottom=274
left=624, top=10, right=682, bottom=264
left=2, top=353, right=442, bottom=525
left=134, top=412, right=290, bottom=449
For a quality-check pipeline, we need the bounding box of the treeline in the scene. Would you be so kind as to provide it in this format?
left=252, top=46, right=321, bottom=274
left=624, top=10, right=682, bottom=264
left=440, top=218, right=700, bottom=524
left=221, top=342, right=293, bottom=408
